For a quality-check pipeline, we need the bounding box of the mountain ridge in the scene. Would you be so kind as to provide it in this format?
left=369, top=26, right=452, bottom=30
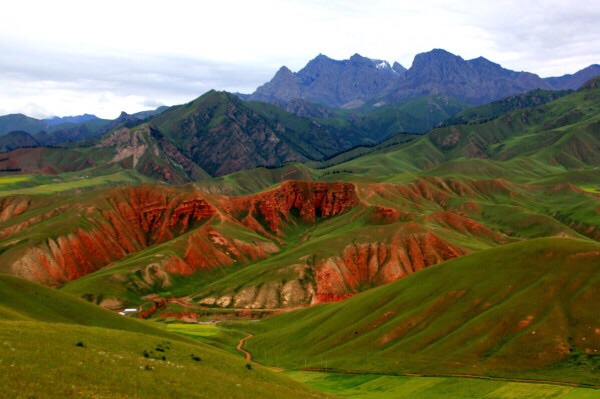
left=248, top=49, right=600, bottom=107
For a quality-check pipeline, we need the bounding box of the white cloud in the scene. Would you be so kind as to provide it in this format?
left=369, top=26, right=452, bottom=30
left=1, top=0, right=599, bottom=117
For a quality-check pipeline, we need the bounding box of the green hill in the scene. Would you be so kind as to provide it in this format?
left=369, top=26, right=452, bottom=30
left=323, top=78, right=600, bottom=179
left=0, top=274, right=335, bottom=399
left=240, top=238, right=600, bottom=386
left=0, top=114, right=47, bottom=135
left=0, top=273, right=184, bottom=338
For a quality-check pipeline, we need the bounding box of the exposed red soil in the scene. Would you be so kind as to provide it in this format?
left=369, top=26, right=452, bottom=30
left=312, top=293, right=355, bottom=304
left=237, top=334, right=253, bottom=362
left=7, top=181, right=360, bottom=286
left=425, top=211, right=508, bottom=244
left=232, top=180, right=358, bottom=235
left=369, top=206, right=415, bottom=224
left=0, top=197, right=30, bottom=222
left=312, top=229, right=466, bottom=302
left=138, top=297, right=167, bottom=319
left=518, top=315, right=535, bottom=329
left=3, top=177, right=536, bottom=309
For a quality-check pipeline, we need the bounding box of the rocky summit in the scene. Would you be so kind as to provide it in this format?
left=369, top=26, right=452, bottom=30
left=249, top=48, right=600, bottom=107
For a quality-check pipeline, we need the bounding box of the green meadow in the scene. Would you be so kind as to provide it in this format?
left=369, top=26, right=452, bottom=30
left=285, top=371, right=599, bottom=399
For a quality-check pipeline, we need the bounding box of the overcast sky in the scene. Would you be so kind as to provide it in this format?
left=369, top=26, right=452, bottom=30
left=1, top=0, right=599, bottom=119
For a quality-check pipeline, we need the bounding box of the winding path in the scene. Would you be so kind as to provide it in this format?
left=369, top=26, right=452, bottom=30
left=236, top=333, right=253, bottom=362
left=232, top=333, right=597, bottom=389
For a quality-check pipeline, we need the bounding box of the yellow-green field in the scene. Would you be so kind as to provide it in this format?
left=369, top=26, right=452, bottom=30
left=0, top=172, right=150, bottom=197
left=579, top=185, right=600, bottom=193
left=0, top=175, right=31, bottom=185
left=286, top=371, right=600, bottom=399
left=165, top=323, right=219, bottom=337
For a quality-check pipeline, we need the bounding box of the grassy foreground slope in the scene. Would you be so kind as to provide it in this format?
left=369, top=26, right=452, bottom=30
left=0, top=274, right=335, bottom=399
left=242, top=238, right=600, bottom=386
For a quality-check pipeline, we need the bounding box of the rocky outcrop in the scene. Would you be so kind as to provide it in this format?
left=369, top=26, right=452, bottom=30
left=238, top=180, right=359, bottom=234
left=0, top=196, right=31, bottom=222
left=3, top=181, right=360, bottom=287
left=312, top=228, right=466, bottom=300
left=250, top=53, right=403, bottom=107
left=196, top=226, right=467, bottom=309
left=96, top=124, right=208, bottom=183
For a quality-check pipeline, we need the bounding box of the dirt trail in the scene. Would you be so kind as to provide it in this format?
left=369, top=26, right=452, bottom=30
left=231, top=335, right=597, bottom=389
left=236, top=333, right=253, bottom=362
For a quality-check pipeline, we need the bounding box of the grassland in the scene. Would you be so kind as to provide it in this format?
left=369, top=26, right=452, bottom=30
left=285, top=371, right=599, bottom=398
left=165, top=323, right=219, bottom=337
left=0, top=274, right=336, bottom=399
left=237, top=238, right=600, bottom=386
left=0, top=170, right=153, bottom=197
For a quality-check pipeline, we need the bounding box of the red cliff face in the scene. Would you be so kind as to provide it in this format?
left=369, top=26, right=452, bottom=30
left=9, top=186, right=223, bottom=285
left=2, top=177, right=526, bottom=310
left=234, top=181, right=358, bottom=235
left=0, top=197, right=31, bottom=222
left=312, top=228, right=466, bottom=303
left=6, top=182, right=360, bottom=287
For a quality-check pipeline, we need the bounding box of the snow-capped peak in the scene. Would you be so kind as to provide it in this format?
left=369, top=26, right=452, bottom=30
left=376, top=61, right=390, bottom=70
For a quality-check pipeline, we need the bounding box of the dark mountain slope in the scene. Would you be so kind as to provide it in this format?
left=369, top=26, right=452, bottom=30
left=331, top=77, right=600, bottom=175
left=545, top=64, right=600, bottom=90
left=0, top=114, right=47, bottom=135
left=248, top=49, right=600, bottom=108
left=396, top=49, right=552, bottom=104
left=250, top=54, right=403, bottom=108
left=441, top=88, right=573, bottom=126
left=0, top=131, right=39, bottom=153
left=150, top=90, right=402, bottom=176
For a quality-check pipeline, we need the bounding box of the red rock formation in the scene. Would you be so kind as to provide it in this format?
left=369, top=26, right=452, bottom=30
left=312, top=229, right=466, bottom=302
left=236, top=180, right=358, bottom=234
left=369, top=206, right=415, bottom=224
left=6, top=181, right=360, bottom=286
left=312, top=292, right=354, bottom=304
left=0, top=196, right=30, bottom=222
left=425, top=211, right=508, bottom=244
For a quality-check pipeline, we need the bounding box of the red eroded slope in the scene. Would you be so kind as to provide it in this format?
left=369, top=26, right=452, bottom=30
left=232, top=180, right=358, bottom=235
left=312, top=225, right=466, bottom=304
left=6, top=181, right=360, bottom=286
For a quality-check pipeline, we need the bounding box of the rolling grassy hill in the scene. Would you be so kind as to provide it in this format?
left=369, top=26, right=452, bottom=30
left=0, top=274, right=336, bottom=399
left=238, top=238, right=600, bottom=386
left=0, top=67, right=598, bottom=399
left=321, top=77, right=600, bottom=179
left=0, top=80, right=597, bottom=320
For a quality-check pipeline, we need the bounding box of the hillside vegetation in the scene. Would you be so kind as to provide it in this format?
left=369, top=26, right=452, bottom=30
left=0, top=274, right=335, bottom=399
left=239, top=238, right=600, bottom=386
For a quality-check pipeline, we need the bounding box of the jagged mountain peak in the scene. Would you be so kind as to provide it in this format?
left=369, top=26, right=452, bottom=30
left=409, top=49, right=466, bottom=72
left=392, top=61, right=407, bottom=74
left=349, top=53, right=376, bottom=64
left=467, top=56, right=502, bottom=69
left=248, top=49, right=599, bottom=107
left=275, top=65, right=294, bottom=75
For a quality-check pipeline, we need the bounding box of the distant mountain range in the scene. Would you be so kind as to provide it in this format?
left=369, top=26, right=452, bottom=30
left=0, top=107, right=169, bottom=139
left=247, top=49, right=600, bottom=108
left=0, top=49, right=598, bottom=179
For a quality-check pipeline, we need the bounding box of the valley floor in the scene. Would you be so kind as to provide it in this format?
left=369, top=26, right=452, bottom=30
left=188, top=322, right=600, bottom=399
left=284, top=371, right=600, bottom=399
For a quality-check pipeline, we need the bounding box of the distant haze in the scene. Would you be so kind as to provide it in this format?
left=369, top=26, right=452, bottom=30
left=1, top=0, right=599, bottom=119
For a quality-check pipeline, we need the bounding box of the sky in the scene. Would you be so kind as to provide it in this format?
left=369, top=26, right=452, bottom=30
left=1, top=0, right=599, bottom=119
